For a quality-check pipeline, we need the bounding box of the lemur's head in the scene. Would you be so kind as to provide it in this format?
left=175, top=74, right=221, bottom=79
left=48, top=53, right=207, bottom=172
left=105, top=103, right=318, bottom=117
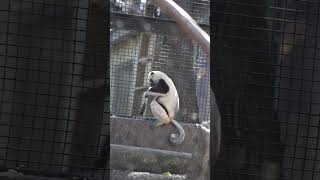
left=148, top=71, right=168, bottom=87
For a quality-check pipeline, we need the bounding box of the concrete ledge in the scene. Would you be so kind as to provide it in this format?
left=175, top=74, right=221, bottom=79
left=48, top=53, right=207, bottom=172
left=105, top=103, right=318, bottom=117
left=110, top=116, right=210, bottom=179
left=111, top=170, right=186, bottom=180
left=110, top=116, right=208, bottom=153
left=110, top=144, right=192, bottom=174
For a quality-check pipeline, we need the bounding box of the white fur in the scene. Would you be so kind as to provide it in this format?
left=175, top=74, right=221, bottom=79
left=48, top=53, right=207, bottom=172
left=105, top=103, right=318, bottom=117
left=145, top=71, right=185, bottom=145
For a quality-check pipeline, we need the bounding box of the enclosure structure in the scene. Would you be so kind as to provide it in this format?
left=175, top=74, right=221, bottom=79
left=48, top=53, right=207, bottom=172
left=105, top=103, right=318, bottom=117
left=110, top=0, right=210, bottom=123
left=213, top=0, right=320, bottom=180
left=110, top=0, right=211, bottom=179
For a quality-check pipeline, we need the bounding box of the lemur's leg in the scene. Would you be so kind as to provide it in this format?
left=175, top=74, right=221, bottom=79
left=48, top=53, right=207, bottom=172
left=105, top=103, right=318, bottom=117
left=150, top=99, right=171, bottom=128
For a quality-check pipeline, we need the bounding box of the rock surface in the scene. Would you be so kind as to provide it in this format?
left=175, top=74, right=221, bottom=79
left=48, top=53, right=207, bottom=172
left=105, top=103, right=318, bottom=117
left=110, top=116, right=210, bottom=179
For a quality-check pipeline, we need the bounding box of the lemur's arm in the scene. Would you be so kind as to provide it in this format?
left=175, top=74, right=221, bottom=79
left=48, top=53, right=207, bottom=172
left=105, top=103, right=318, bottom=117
left=144, top=90, right=165, bottom=97
left=144, top=79, right=169, bottom=97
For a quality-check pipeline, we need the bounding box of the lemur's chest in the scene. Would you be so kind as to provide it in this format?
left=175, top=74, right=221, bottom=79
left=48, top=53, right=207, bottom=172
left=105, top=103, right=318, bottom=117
left=155, top=93, right=177, bottom=108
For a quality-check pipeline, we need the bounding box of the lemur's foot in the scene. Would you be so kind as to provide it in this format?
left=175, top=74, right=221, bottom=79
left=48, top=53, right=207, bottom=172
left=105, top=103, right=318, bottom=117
left=146, top=117, right=157, bottom=121
left=150, top=120, right=164, bottom=129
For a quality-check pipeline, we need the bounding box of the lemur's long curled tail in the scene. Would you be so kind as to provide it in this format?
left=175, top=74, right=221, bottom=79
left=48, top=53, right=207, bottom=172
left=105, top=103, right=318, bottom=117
left=170, top=120, right=185, bottom=145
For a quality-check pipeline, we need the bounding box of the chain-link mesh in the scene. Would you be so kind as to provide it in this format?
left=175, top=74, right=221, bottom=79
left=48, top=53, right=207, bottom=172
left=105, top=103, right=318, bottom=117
left=110, top=0, right=210, bottom=123
left=110, top=0, right=210, bottom=24
left=213, top=0, right=320, bottom=179
left=0, top=0, right=108, bottom=179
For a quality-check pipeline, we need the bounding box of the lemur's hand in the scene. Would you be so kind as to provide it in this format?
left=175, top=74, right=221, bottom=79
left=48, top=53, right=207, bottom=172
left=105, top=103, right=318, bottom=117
left=143, top=91, right=149, bottom=98
left=140, top=92, right=149, bottom=116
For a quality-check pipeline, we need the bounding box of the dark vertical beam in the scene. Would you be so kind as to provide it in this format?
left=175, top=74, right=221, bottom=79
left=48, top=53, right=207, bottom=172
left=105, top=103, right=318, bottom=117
left=68, top=0, right=108, bottom=170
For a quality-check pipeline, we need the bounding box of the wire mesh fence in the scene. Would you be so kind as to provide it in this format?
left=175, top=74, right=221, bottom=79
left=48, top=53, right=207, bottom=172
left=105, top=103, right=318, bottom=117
left=110, top=0, right=210, bottom=24
left=110, top=0, right=210, bottom=123
left=110, top=2, right=210, bottom=178
left=213, top=0, right=320, bottom=179
left=0, top=0, right=108, bottom=179
left=110, top=32, right=210, bottom=123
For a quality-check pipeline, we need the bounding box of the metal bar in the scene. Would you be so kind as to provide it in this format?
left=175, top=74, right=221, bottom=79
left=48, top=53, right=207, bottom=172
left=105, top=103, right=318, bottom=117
left=151, top=0, right=210, bottom=57
left=111, top=13, right=210, bottom=36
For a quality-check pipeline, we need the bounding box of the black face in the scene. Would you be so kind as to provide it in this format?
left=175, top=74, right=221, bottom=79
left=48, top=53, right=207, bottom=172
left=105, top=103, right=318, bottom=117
left=150, top=79, right=155, bottom=86
left=148, top=78, right=169, bottom=94
left=149, top=72, right=155, bottom=86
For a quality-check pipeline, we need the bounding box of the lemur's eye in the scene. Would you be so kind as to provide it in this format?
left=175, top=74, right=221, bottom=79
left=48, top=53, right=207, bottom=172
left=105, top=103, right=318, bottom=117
left=150, top=72, right=154, bottom=75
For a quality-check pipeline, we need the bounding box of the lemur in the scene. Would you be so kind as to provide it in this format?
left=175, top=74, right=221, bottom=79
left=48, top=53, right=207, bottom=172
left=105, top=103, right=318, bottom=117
left=141, top=71, right=185, bottom=145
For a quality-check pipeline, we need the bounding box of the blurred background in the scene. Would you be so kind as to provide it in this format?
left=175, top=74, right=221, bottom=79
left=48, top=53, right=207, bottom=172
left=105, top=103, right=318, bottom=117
left=0, top=0, right=108, bottom=178
left=212, top=0, right=320, bottom=179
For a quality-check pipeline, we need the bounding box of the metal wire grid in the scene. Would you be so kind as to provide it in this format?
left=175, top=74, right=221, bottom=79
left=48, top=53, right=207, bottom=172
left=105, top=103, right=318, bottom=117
left=110, top=28, right=210, bottom=123
left=110, top=0, right=210, bottom=123
left=213, top=0, right=320, bottom=179
left=110, top=0, right=210, bottom=25
left=0, top=0, right=108, bottom=179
